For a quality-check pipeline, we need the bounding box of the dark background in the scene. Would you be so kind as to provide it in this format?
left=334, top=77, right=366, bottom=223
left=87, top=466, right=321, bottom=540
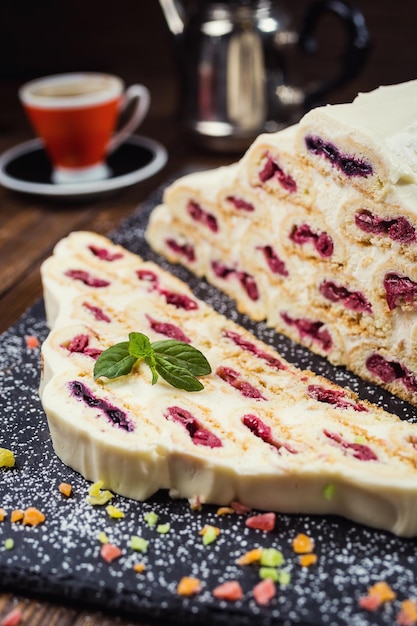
left=0, top=0, right=415, bottom=135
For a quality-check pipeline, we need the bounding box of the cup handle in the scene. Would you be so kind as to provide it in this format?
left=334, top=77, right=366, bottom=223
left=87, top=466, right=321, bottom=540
left=298, top=0, right=371, bottom=109
left=107, top=84, right=150, bottom=154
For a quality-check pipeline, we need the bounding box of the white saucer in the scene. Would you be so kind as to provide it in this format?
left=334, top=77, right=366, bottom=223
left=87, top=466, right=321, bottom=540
left=0, top=135, right=168, bottom=200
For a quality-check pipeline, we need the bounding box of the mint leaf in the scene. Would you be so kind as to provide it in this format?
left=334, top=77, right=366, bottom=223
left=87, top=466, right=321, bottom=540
left=144, top=354, right=159, bottom=385
left=129, top=332, right=159, bottom=384
left=94, top=342, right=137, bottom=380
left=154, top=354, right=204, bottom=391
left=128, top=332, right=153, bottom=359
left=151, top=340, right=211, bottom=376
left=93, top=333, right=211, bottom=391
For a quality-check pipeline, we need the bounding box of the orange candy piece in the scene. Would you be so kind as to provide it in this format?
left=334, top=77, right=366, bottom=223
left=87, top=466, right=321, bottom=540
left=58, top=483, right=73, bottom=497
left=359, top=581, right=397, bottom=612
left=8, top=508, right=45, bottom=526
left=23, top=507, right=45, bottom=526
left=216, top=506, right=235, bottom=516
left=236, top=547, right=263, bottom=566
left=299, top=553, right=318, bottom=568
left=10, top=510, right=24, bottom=523
left=133, top=563, right=146, bottom=574
left=177, top=576, right=202, bottom=597
left=292, top=533, right=314, bottom=554
left=25, top=335, right=40, bottom=349
left=397, top=599, right=417, bottom=625
left=368, top=581, right=396, bottom=604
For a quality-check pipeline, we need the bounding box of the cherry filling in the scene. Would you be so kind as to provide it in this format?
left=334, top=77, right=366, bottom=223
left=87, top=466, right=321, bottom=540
left=258, top=154, right=297, bottom=193
left=216, top=365, right=267, bottom=400
left=159, top=289, right=198, bottom=310
left=383, top=273, right=417, bottom=310
left=68, top=380, right=134, bottom=431
left=63, top=334, right=102, bottom=359
left=258, top=245, right=289, bottom=277
left=305, top=135, right=373, bottom=178
left=355, top=210, right=417, bottom=244
left=281, top=313, right=332, bottom=351
left=165, top=406, right=222, bottom=448
left=324, top=429, right=377, bottom=461
left=225, top=196, right=255, bottom=212
left=319, top=281, right=372, bottom=314
left=146, top=315, right=191, bottom=343
left=64, top=269, right=110, bottom=288
left=211, top=261, right=259, bottom=301
left=136, top=269, right=159, bottom=284
left=242, top=414, right=297, bottom=453
left=82, top=301, right=111, bottom=323
left=307, top=384, right=368, bottom=412
left=187, top=200, right=218, bottom=233
left=366, top=353, right=417, bottom=394
left=136, top=269, right=198, bottom=310
left=166, top=238, right=196, bottom=262
left=223, top=330, right=286, bottom=371
left=290, top=224, right=333, bottom=258
left=88, top=245, right=123, bottom=261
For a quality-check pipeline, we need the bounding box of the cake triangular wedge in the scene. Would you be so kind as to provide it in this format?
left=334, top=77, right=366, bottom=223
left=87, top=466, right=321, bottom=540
left=40, top=231, right=417, bottom=537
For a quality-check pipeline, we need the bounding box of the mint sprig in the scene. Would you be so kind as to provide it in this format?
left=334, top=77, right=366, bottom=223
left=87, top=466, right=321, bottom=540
left=93, top=332, right=211, bottom=392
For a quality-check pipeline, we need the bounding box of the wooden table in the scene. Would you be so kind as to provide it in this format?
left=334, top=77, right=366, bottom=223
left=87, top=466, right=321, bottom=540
left=0, top=64, right=232, bottom=624
left=0, top=73, right=232, bottom=625
left=0, top=0, right=416, bottom=621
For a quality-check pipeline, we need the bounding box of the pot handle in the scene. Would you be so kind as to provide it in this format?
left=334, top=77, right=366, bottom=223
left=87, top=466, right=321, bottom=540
left=299, top=0, right=371, bottom=108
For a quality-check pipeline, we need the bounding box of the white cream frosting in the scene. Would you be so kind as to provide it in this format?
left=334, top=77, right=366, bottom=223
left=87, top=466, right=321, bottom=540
left=40, top=231, right=417, bottom=537
left=298, top=80, right=417, bottom=188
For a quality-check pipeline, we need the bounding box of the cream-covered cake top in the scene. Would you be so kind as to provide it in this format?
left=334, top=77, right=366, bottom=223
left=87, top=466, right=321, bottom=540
left=297, top=80, right=417, bottom=193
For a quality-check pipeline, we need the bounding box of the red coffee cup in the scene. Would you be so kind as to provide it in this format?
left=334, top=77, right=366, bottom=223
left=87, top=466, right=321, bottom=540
left=19, top=72, right=150, bottom=184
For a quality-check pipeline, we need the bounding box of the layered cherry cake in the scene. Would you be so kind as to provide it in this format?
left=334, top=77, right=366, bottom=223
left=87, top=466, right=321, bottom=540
left=40, top=231, right=417, bottom=537
left=146, top=80, right=417, bottom=406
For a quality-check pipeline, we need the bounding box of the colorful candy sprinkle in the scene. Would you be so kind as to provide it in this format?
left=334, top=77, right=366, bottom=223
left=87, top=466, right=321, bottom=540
left=0, top=606, right=23, bottom=626
left=236, top=547, right=263, bottom=565
left=199, top=524, right=220, bottom=545
left=177, top=576, right=202, bottom=597
left=245, top=512, right=276, bottom=531
left=87, top=481, right=114, bottom=506
left=100, top=542, right=122, bottom=563
left=299, top=553, right=318, bottom=567
left=23, top=507, right=45, bottom=526
left=359, top=581, right=397, bottom=611
left=144, top=511, right=159, bottom=527
left=212, top=580, right=244, bottom=601
left=106, top=504, right=125, bottom=519
left=58, top=482, right=72, bottom=497
left=25, top=335, right=40, bottom=349
left=253, top=578, right=276, bottom=605
left=292, top=533, right=314, bottom=554
left=0, top=449, right=15, bottom=468
left=133, top=563, right=146, bottom=574
left=397, top=599, right=417, bottom=625
left=130, top=536, right=149, bottom=553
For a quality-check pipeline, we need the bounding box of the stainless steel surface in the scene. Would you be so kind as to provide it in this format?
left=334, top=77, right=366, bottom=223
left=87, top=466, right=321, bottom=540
left=159, top=0, right=370, bottom=151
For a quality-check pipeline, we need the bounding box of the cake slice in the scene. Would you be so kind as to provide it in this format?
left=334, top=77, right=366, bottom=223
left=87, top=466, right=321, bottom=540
left=146, top=80, right=417, bottom=406
left=296, top=81, right=417, bottom=198
left=40, top=231, right=417, bottom=537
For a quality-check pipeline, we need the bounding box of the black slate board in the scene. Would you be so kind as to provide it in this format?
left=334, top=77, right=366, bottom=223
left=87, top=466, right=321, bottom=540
left=1, top=179, right=417, bottom=626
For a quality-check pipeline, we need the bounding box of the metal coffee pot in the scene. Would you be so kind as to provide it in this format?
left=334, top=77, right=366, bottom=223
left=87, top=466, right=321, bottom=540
left=159, top=0, right=370, bottom=151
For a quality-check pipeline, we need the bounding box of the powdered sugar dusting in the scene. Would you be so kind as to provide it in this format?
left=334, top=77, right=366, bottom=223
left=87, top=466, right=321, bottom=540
left=0, top=181, right=416, bottom=626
